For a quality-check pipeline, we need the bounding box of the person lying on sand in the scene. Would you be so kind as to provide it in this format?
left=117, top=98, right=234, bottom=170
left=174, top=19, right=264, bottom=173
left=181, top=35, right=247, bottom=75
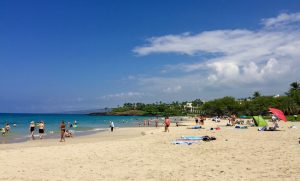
left=65, top=130, right=73, bottom=137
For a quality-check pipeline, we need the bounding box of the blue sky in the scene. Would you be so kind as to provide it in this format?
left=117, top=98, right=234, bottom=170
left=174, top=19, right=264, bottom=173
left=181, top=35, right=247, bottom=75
left=1, top=0, right=300, bottom=113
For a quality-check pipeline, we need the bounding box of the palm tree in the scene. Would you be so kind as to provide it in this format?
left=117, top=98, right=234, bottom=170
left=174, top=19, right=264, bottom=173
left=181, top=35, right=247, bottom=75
left=287, top=82, right=300, bottom=106
left=290, top=82, right=300, bottom=91
left=253, top=91, right=261, bottom=99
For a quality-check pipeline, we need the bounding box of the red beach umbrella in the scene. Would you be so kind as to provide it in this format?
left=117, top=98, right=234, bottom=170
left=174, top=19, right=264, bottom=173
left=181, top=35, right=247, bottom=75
left=269, top=108, right=287, bottom=122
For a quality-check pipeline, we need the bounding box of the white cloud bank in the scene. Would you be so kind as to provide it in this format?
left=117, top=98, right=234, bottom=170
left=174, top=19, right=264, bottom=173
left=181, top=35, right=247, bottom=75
left=262, top=12, right=300, bottom=28
left=100, top=92, right=143, bottom=100
left=131, top=12, right=300, bottom=100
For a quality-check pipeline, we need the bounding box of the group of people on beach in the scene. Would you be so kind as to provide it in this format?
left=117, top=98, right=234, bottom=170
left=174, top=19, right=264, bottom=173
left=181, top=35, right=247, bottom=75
left=28, top=120, right=77, bottom=141
left=194, top=115, right=206, bottom=125
left=140, top=117, right=168, bottom=128
left=138, top=117, right=172, bottom=132
left=29, top=121, right=45, bottom=140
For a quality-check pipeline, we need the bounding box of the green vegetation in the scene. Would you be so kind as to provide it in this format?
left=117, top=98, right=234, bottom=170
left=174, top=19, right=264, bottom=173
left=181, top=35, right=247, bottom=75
left=97, top=82, right=300, bottom=118
left=111, top=102, right=185, bottom=116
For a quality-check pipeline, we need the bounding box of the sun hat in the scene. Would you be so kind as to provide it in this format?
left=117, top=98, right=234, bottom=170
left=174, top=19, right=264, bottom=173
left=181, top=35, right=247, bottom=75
left=30, top=121, right=34, bottom=124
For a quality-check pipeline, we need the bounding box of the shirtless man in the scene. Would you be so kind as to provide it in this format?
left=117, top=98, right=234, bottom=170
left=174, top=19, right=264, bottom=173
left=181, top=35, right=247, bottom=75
left=39, top=121, right=45, bottom=139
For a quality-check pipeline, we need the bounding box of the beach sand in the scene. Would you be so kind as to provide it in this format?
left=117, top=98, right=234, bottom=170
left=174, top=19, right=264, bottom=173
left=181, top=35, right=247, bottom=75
left=0, top=118, right=299, bottom=181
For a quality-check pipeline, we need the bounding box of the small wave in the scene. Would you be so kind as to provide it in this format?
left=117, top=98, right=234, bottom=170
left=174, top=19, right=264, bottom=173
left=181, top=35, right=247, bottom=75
left=91, top=128, right=106, bottom=131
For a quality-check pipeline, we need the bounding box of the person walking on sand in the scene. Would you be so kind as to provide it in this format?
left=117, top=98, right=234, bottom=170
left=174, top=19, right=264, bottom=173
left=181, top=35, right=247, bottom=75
left=60, top=121, right=66, bottom=142
left=164, top=117, right=171, bottom=132
left=38, top=121, right=45, bottom=139
left=29, top=121, right=35, bottom=140
left=110, top=121, right=114, bottom=132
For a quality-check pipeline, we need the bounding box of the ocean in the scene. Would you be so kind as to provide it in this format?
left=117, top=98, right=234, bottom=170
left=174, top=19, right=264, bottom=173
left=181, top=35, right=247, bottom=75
left=0, top=113, right=157, bottom=144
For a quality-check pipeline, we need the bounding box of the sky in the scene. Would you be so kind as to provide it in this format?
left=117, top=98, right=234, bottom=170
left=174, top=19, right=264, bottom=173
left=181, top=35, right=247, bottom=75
left=0, top=0, right=300, bottom=113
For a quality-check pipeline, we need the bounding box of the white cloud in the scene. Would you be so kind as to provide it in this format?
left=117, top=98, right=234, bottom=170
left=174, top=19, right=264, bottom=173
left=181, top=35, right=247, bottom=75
left=131, top=12, right=300, bottom=100
left=163, top=85, right=182, bottom=93
left=100, top=92, right=144, bottom=100
left=261, top=12, right=300, bottom=28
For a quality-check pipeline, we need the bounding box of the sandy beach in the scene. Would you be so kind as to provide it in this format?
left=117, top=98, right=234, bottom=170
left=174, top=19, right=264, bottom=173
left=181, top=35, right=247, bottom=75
left=0, top=118, right=299, bottom=181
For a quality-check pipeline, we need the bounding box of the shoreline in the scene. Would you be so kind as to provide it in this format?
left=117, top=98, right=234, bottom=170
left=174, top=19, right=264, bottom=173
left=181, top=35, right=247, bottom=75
left=0, top=126, right=160, bottom=151
left=0, top=116, right=187, bottom=145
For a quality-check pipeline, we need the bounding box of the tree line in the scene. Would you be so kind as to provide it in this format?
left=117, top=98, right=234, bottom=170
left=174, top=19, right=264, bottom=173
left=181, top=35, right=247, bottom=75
left=111, top=82, right=300, bottom=117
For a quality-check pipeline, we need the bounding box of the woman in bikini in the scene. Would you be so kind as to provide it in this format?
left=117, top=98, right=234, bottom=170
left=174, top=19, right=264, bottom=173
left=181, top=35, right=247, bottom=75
left=29, top=121, right=35, bottom=140
left=60, top=121, right=66, bottom=142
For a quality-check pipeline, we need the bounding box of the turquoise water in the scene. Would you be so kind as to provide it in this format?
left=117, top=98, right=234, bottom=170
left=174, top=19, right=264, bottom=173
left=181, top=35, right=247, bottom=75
left=0, top=113, right=157, bottom=144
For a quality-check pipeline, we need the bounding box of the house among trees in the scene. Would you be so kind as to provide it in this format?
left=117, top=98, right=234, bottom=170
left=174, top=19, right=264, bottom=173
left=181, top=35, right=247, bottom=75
left=184, top=102, right=194, bottom=113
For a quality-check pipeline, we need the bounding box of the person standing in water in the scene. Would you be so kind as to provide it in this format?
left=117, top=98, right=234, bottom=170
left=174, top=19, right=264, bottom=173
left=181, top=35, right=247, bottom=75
left=110, top=121, right=114, bottom=132
left=29, top=121, right=35, bottom=140
left=5, top=123, right=10, bottom=134
left=2, top=123, right=10, bottom=136
left=38, top=121, right=45, bottom=139
left=60, top=121, right=66, bottom=142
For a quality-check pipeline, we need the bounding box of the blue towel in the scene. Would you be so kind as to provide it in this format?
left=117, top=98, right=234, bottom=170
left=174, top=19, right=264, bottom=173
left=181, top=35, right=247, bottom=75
left=181, top=136, right=204, bottom=140
left=191, top=126, right=202, bottom=129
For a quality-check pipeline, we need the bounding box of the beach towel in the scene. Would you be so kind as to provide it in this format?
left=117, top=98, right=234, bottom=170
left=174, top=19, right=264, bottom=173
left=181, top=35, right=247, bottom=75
left=181, top=136, right=205, bottom=140
left=235, top=125, right=248, bottom=129
left=188, top=126, right=202, bottom=129
left=171, top=141, right=196, bottom=145
left=258, top=126, right=267, bottom=131
left=173, top=136, right=216, bottom=145
left=175, top=139, right=199, bottom=142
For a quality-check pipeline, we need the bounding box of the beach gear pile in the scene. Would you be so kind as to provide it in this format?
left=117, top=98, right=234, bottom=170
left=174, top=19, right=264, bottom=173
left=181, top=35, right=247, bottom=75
left=172, top=136, right=216, bottom=145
